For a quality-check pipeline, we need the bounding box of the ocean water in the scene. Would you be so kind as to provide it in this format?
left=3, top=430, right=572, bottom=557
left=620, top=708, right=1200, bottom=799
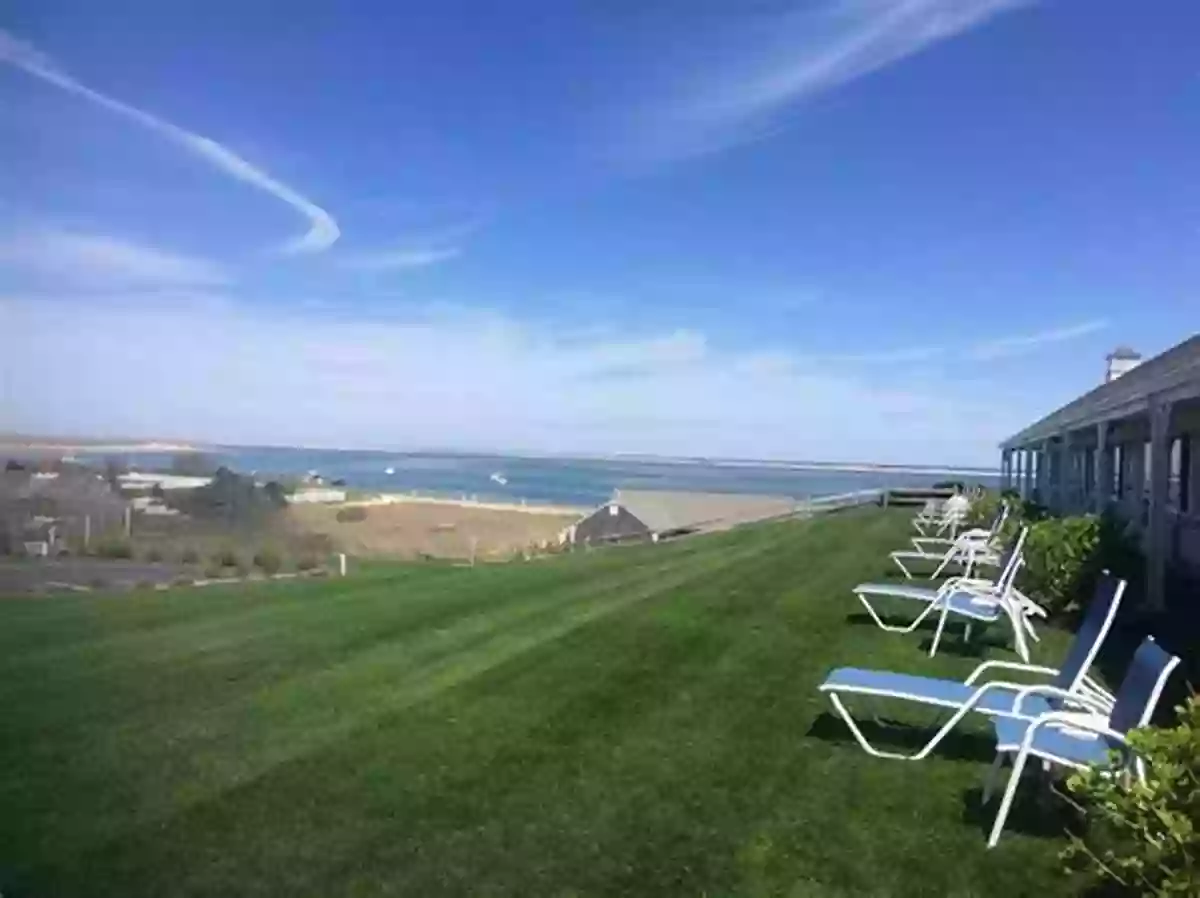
left=105, top=447, right=999, bottom=509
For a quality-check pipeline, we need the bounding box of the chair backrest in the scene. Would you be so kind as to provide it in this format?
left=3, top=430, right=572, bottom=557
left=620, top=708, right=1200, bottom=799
left=989, top=502, right=1011, bottom=539
left=992, top=526, right=1028, bottom=594
left=1108, top=638, right=1181, bottom=735
left=992, top=527, right=1031, bottom=660
left=1050, top=574, right=1126, bottom=692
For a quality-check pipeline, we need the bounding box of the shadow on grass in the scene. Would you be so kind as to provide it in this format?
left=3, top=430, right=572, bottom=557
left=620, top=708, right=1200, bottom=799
left=806, top=712, right=996, bottom=764
left=961, top=780, right=1081, bottom=844
left=915, top=629, right=1013, bottom=659
left=844, top=611, right=940, bottom=633
left=843, top=612, right=1011, bottom=659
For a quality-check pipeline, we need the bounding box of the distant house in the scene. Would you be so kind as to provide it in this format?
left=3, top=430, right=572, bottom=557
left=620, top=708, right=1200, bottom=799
left=567, top=490, right=799, bottom=545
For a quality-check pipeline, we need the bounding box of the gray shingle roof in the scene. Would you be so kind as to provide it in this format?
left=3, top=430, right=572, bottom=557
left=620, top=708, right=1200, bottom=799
left=1002, top=333, right=1200, bottom=448
left=612, top=489, right=799, bottom=534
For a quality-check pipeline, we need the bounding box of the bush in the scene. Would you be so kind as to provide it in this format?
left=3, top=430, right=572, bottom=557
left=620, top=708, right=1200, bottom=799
left=965, top=492, right=1003, bottom=529
left=144, top=546, right=164, bottom=563
left=296, top=554, right=321, bottom=572
left=1063, top=695, right=1200, bottom=896
left=1015, top=509, right=1145, bottom=615
left=202, top=565, right=224, bottom=580
left=1019, top=515, right=1101, bottom=615
left=95, top=539, right=134, bottom=559
left=252, top=549, right=282, bottom=575
left=212, top=547, right=241, bottom=569
left=180, top=547, right=200, bottom=565
left=335, top=506, right=369, bottom=524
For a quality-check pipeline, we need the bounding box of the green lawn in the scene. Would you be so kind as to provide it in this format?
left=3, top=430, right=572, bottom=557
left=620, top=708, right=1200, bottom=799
left=0, top=509, right=1077, bottom=897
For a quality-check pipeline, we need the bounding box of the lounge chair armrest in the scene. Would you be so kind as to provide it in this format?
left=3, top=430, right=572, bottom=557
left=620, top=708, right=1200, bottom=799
left=963, top=660, right=1058, bottom=686
left=1011, top=685, right=1111, bottom=716
left=1024, top=712, right=1129, bottom=751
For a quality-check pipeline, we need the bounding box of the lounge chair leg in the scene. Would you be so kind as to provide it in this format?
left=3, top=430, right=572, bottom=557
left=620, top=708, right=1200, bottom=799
left=963, top=622, right=973, bottom=644
left=855, top=593, right=924, bottom=634
left=928, top=603, right=950, bottom=657
left=989, top=747, right=1031, bottom=848
left=892, top=556, right=914, bottom=579
left=827, top=694, right=919, bottom=761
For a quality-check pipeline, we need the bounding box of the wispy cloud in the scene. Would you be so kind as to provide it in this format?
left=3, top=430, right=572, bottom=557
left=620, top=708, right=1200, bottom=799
left=341, top=246, right=461, bottom=272
left=340, top=219, right=483, bottom=272
left=817, top=346, right=942, bottom=364
left=807, top=318, right=1107, bottom=365
left=0, top=30, right=339, bottom=254
left=968, top=319, right=1109, bottom=361
left=629, top=0, right=1033, bottom=161
left=0, top=229, right=229, bottom=287
left=1, top=293, right=1025, bottom=465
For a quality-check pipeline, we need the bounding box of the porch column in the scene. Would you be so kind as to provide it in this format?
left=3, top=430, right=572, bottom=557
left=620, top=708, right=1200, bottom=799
left=1094, top=422, right=1112, bottom=513
left=1038, top=439, right=1051, bottom=504
left=1146, top=400, right=1173, bottom=611
left=1125, top=437, right=1144, bottom=517
left=1050, top=435, right=1067, bottom=513
left=1001, top=450, right=1012, bottom=490
left=1022, top=448, right=1034, bottom=500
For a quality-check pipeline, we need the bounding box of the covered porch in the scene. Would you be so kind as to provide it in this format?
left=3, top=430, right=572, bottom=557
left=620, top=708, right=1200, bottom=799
left=998, top=335, right=1200, bottom=609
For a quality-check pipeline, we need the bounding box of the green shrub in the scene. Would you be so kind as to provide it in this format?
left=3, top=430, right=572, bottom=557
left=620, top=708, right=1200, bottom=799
left=296, top=554, right=321, bottom=572
left=1063, top=695, right=1200, bottom=896
left=964, top=492, right=1002, bottom=529
left=253, top=548, right=283, bottom=575
left=335, top=506, right=369, bottom=524
left=202, top=565, right=224, bottom=580
left=95, top=539, right=134, bottom=559
left=180, top=547, right=200, bottom=565
left=144, top=546, right=164, bottom=563
left=1019, top=515, right=1101, bottom=614
left=212, top=547, right=240, bottom=569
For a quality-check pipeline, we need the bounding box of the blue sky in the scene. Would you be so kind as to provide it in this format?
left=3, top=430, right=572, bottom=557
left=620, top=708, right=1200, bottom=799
left=2, top=1, right=1198, bottom=465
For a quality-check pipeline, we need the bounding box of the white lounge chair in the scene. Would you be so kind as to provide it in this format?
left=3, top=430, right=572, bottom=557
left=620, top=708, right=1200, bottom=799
left=981, top=636, right=1180, bottom=847
left=892, top=521, right=1006, bottom=580
left=854, top=528, right=1045, bottom=660
left=818, top=575, right=1125, bottom=761
left=912, top=500, right=968, bottom=538
left=910, top=502, right=1009, bottom=555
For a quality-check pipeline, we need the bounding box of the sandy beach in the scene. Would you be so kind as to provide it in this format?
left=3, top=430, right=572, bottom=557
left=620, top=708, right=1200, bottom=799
left=287, top=497, right=583, bottom=560
left=0, top=439, right=201, bottom=455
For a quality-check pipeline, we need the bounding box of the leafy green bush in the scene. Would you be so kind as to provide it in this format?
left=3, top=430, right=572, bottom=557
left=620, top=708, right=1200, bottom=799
left=95, top=539, right=134, bottom=559
left=1016, top=509, right=1145, bottom=614
left=144, top=546, right=164, bottom=563
left=253, top=548, right=283, bottom=575
left=1063, top=695, right=1200, bottom=896
left=1019, top=515, right=1101, bottom=614
left=180, top=547, right=201, bottom=565
left=335, top=506, right=369, bottom=524
left=296, top=554, right=321, bottom=572
left=964, top=492, right=1002, bottom=529
left=212, top=547, right=241, bottom=569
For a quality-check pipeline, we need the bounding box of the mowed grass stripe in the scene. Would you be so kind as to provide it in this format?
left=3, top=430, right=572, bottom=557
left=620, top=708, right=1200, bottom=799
left=0, top=520, right=803, bottom=876
left=0, top=511, right=1071, bottom=898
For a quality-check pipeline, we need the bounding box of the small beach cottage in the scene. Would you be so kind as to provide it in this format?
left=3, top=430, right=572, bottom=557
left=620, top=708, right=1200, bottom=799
left=567, top=489, right=799, bottom=545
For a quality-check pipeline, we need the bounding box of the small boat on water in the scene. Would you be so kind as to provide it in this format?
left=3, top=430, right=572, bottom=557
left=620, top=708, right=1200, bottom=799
left=490, top=472, right=508, bottom=486
left=384, top=467, right=395, bottom=475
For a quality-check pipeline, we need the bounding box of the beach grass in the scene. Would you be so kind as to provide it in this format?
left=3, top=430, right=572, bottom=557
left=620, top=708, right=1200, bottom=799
left=0, top=508, right=1076, bottom=897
